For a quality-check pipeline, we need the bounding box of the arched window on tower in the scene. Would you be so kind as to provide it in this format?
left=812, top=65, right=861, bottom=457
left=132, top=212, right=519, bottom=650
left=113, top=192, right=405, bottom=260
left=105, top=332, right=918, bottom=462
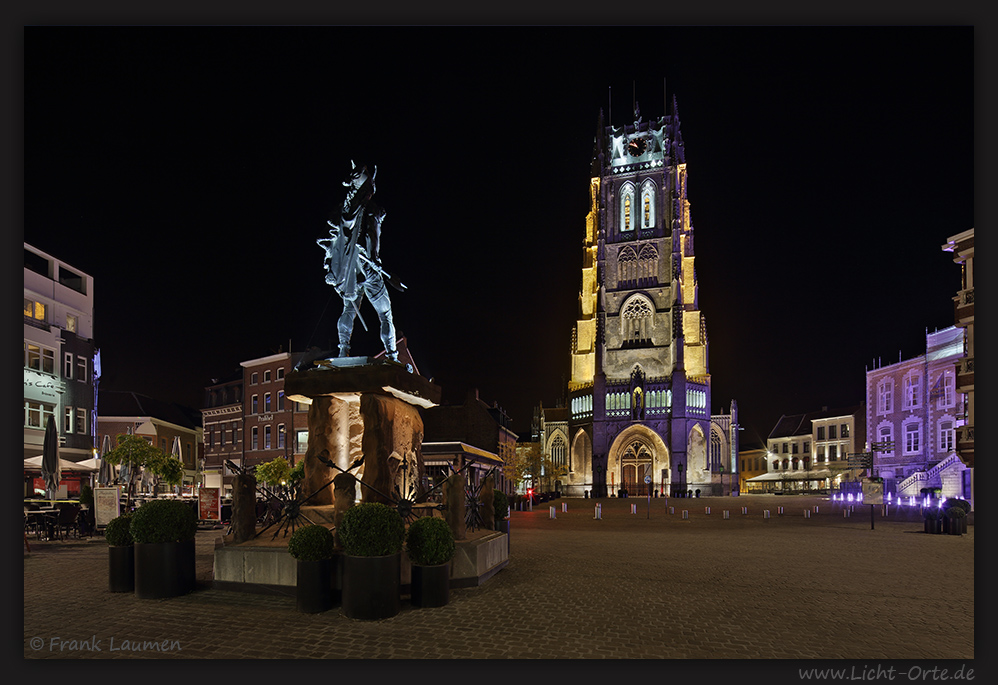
left=637, top=243, right=659, bottom=286
left=621, top=295, right=654, bottom=348
left=620, top=184, right=635, bottom=234
left=550, top=435, right=567, bottom=469
left=641, top=180, right=656, bottom=229
left=617, top=246, right=637, bottom=287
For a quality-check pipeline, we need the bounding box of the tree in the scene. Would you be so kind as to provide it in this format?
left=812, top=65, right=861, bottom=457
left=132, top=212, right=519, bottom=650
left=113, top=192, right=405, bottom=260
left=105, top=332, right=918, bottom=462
left=540, top=452, right=569, bottom=494
left=506, top=443, right=538, bottom=493
left=255, top=457, right=292, bottom=488
left=103, top=434, right=183, bottom=506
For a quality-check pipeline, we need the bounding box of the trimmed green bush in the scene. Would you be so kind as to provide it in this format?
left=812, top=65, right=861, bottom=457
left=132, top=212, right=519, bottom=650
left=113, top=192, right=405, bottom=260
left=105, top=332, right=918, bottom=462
left=129, top=499, right=197, bottom=544
left=923, top=507, right=943, bottom=521
left=405, top=516, right=456, bottom=566
left=105, top=514, right=133, bottom=546
left=945, top=506, right=967, bottom=519
left=339, top=502, right=404, bottom=557
left=288, top=524, right=335, bottom=561
left=493, top=490, right=509, bottom=521
left=78, top=484, right=94, bottom=508
left=942, top=498, right=971, bottom=514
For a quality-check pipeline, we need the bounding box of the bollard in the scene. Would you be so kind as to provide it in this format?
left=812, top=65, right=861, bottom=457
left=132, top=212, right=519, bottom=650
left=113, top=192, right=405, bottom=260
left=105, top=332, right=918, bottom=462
left=705, top=507, right=711, bottom=515
left=549, top=506, right=556, bottom=519
left=723, top=510, right=730, bottom=520
left=682, top=510, right=689, bottom=520
left=631, top=503, right=637, bottom=514
left=804, top=509, right=811, bottom=518
left=669, top=506, right=674, bottom=515
left=742, top=507, right=748, bottom=515
left=814, top=505, right=819, bottom=513
left=764, top=510, right=771, bottom=520
left=778, top=506, right=784, bottom=515
left=843, top=509, right=850, bottom=518
left=562, top=502, right=568, bottom=513
left=594, top=503, right=602, bottom=520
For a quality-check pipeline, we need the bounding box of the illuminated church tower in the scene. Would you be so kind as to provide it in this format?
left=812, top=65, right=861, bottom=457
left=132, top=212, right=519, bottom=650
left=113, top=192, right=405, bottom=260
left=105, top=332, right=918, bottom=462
left=563, top=97, right=738, bottom=498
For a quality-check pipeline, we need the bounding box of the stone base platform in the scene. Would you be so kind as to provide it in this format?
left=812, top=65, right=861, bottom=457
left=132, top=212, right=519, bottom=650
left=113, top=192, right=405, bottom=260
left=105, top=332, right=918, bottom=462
left=212, top=528, right=508, bottom=596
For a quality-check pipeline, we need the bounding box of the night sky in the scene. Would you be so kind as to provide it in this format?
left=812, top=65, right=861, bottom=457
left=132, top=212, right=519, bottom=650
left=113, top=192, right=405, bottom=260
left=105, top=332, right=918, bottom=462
left=22, top=27, right=974, bottom=442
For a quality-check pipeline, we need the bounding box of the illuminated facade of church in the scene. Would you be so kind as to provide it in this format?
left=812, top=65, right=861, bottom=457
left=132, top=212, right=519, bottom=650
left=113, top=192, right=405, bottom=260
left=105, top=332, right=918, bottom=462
left=553, top=98, right=739, bottom=498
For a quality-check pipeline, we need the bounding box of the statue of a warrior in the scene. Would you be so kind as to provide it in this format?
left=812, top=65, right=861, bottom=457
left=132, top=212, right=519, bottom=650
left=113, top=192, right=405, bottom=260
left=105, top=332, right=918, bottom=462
left=317, top=161, right=405, bottom=361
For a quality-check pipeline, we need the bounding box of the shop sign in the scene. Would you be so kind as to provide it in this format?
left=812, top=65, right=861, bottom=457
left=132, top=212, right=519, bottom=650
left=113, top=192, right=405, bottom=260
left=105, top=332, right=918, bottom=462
left=23, top=368, right=65, bottom=402
left=198, top=487, right=221, bottom=521
left=94, top=487, right=120, bottom=527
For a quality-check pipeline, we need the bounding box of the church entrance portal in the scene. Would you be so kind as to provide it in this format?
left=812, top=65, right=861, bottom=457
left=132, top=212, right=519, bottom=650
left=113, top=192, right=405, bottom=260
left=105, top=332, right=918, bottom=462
left=608, top=425, right=669, bottom=497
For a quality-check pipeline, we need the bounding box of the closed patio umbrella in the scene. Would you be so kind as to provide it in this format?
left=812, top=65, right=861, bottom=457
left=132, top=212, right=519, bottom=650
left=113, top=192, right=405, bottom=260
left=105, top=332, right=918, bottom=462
left=171, top=436, right=183, bottom=495
left=98, top=434, right=114, bottom=487
left=40, top=416, right=61, bottom=501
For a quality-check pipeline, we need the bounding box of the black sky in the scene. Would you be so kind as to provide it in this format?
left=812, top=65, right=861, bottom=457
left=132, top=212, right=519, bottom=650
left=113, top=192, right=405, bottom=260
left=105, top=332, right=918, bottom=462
left=23, top=26, right=974, bottom=440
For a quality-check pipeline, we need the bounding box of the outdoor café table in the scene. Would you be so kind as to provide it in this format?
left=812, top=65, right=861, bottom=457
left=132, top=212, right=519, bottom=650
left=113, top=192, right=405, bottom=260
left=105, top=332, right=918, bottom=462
left=24, top=509, right=57, bottom=540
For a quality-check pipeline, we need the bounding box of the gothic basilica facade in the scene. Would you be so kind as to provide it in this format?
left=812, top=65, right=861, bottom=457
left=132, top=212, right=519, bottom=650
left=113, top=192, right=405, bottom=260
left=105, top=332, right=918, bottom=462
left=550, top=98, right=739, bottom=498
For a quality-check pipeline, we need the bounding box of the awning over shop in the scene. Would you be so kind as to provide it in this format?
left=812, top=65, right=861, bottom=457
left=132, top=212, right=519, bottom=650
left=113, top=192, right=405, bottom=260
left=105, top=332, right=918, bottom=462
left=746, top=469, right=833, bottom=482
left=421, top=441, right=501, bottom=467
left=24, top=455, right=97, bottom=472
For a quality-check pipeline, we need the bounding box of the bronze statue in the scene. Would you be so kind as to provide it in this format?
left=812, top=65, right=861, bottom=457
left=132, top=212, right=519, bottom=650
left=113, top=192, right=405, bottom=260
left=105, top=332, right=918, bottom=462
left=318, top=161, right=405, bottom=361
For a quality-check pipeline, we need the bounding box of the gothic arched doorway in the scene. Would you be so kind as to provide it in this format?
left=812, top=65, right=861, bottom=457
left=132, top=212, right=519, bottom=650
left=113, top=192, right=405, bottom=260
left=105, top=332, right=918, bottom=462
left=607, top=424, right=670, bottom=497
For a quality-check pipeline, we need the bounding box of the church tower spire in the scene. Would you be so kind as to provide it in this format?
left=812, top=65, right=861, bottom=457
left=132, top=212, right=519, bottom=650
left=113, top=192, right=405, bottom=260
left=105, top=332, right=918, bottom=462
left=563, top=91, right=730, bottom=500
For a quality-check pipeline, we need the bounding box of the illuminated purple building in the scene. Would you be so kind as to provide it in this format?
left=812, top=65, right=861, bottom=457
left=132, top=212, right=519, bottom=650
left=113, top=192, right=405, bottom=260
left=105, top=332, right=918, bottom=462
left=559, top=99, right=739, bottom=498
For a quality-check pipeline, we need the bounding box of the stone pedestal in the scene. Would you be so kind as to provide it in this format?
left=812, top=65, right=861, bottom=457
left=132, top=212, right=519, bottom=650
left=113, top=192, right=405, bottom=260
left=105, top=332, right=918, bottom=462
left=285, top=359, right=441, bottom=511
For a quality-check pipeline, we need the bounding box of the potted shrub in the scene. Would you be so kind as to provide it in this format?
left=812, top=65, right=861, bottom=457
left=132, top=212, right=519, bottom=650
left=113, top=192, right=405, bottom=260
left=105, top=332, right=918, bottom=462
left=288, top=524, right=336, bottom=613
left=405, top=516, right=455, bottom=608
left=129, top=498, right=198, bottom=598
left=105, top=514, right=134, bottom=593
left=494, top=490, right=510, bottom=553
left=944, top=506, right=967, bottom=536
left=338, top=502, right=405, bottom=620
left=923, top=506, right=943, bottom=535
left=942, top=498, right=971, bottom=534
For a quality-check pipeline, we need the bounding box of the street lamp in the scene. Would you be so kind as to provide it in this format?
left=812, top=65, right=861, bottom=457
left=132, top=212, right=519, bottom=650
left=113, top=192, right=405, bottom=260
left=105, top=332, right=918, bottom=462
left=677, top=462, right=684, bottom=497
left=719, top=464, right=725, bottom=497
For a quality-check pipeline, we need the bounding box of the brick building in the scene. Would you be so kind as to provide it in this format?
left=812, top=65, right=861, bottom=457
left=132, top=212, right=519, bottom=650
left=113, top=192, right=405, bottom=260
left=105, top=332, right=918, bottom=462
left=865, top=326, right=970, bottom=502
left=942, top=228, right=973, bottom=502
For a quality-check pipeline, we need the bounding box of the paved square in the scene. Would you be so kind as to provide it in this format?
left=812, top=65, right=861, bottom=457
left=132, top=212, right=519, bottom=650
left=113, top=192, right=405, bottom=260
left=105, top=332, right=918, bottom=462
left=23, top=494, right=973, bottom=660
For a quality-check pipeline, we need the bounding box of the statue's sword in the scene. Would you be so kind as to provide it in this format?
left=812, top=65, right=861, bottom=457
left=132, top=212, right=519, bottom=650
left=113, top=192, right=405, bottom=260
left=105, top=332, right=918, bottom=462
left=357, top=248, right=407, bottom=292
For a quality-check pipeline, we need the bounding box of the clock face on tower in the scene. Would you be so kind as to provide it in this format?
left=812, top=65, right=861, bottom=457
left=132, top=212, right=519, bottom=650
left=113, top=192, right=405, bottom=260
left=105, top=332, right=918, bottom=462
left=627, top=136, right=647, bottom=156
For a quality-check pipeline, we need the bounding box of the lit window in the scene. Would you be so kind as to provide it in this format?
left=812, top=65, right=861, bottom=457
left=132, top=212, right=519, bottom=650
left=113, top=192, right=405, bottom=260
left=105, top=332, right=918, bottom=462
left=903, top=372, right=922, bottom=410
left=878, top=379, right=894, bottom=414
left=264, top=392, right=271, bottom=412
left=296, top=430, right=309, bottom=452
left=76, top=408, right=87, bottom=434
left=904, top=422, right=921, bottom=454
left=841, top=423, right=850, bottom=438
left=66, top=314, right=77, bottom=332
left=264, top=425, right=271, bottom=450
left=64, top=406, right=73, bottom=433
left=644, top=196, right=650, bottom=226
left=939, top=421, right=954, bottom=453
left=278, top=424, right=286, bottom=449
left=64, top=353, right=74, bottom=379
left=24, top=298, right=46, bottom=322
left=624, top=195, right=631, bottom=231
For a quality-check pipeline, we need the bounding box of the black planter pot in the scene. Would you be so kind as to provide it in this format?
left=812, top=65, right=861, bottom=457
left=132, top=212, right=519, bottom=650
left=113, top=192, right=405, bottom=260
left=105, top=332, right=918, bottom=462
left=178, top=539, right=196, bottom=593
left=924, top=518, right=942, bottom=535
left=134, top=541, right=192, bottom=599
left=410, top=562, right=450, bottom=608
left=108, top=545, right=135, bottom=593
left=946, top=517, right=965, bottom=535
left=342, top=552, right=401, bottom=620
left=296, top=558, right=334, bottom=613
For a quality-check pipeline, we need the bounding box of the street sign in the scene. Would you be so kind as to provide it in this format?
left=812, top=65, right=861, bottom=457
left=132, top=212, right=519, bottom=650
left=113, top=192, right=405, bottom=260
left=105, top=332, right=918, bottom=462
left=643, top=475, right=652, bottom=484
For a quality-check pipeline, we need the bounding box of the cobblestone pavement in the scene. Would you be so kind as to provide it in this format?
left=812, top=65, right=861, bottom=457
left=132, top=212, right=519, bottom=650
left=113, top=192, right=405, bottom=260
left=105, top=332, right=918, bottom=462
left=23, top=495, right=974, bottom=661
